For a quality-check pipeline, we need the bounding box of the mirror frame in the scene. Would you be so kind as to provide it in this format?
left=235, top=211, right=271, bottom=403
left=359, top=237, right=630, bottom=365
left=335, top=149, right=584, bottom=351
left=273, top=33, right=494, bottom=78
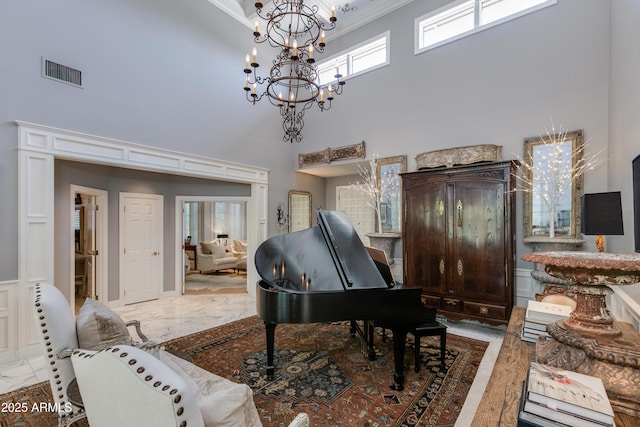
left=288, top=190, right=312, bottom=232
left=522, top=129, right=584, bottom=238
left=376, top=155, right=407, bottom=233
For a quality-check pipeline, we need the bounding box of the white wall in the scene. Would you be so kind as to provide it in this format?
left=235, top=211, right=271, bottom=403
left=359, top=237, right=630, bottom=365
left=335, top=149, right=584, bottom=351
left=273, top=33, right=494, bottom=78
left=608, top=0, right=640, bottom=307
left=609, top=0, right=640, bottom=254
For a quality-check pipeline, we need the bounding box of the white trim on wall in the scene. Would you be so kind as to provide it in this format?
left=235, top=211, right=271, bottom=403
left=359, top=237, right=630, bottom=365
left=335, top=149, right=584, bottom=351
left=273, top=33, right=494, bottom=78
left=15, top=121, right=270, bottom=363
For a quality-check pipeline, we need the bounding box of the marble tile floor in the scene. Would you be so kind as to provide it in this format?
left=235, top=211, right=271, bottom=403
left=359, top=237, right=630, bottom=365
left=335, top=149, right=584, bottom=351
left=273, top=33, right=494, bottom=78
left=0, top=292, right=505, bottom=426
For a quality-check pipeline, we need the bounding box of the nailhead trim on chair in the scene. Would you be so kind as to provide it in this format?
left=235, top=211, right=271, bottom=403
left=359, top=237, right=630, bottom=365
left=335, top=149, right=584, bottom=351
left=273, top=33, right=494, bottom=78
left=72, top=345, right=194, bottom=426
left=34, top=283, right=87, bottom=427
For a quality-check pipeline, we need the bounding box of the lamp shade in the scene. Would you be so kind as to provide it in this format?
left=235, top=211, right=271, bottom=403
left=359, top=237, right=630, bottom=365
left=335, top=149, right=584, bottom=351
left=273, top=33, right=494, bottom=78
left=581, top=191, right=624, bottom=235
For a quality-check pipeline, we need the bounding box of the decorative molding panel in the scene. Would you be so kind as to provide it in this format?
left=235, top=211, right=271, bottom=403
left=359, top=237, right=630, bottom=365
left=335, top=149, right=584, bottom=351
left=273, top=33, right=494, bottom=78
left=298, top=140, right=366, bottom=168
left=416, top=144, right=502, bottom=169
left=515, top=268, right=536, bottom=308
left=0, top=281, right=18, bottom=364
left=17, top=121, right=268, bottom=185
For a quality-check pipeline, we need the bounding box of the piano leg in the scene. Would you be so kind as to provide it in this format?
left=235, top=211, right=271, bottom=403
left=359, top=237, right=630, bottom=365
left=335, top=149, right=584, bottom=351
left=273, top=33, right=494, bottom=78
left=265, top=322, right=277, bottom=380
left=390, top=327, right=408, bottom=391
left=365, top=320, right=377, bottom=361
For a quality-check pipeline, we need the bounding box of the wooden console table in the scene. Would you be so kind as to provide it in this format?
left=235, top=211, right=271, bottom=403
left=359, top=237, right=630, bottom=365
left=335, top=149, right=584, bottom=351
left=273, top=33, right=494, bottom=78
left=471, top=306, right=638, bottom=426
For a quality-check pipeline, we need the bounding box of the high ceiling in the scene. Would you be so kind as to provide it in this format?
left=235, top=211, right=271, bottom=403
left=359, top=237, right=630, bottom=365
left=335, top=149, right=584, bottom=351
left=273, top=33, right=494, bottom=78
left=207, top=0, right=415, bottom=39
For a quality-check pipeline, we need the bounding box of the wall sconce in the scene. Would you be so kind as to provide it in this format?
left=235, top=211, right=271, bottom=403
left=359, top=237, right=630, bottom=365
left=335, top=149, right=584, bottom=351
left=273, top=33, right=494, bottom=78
left=582, top=191, right=624, bottom=252
left=277, top=202, right=288, bottom=229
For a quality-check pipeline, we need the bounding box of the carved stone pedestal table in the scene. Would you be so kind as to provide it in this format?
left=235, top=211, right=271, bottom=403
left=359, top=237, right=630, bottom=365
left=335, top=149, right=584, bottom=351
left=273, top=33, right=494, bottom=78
left=521, top=251, right=640, bottom=417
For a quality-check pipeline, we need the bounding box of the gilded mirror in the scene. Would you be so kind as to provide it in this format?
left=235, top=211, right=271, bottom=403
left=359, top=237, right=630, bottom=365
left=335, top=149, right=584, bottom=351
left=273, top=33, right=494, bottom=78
left=289, top=190, right=312, bottom=232
left=523, top=129, right=584, bottom=238
left=376, top=155, right=407, bottom=232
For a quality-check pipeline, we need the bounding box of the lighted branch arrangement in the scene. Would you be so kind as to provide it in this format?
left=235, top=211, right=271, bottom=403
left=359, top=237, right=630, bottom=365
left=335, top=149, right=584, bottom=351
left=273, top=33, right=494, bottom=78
left=350, top=155, right=400, bottom=233
left=514, top=123, right=605, bottom=238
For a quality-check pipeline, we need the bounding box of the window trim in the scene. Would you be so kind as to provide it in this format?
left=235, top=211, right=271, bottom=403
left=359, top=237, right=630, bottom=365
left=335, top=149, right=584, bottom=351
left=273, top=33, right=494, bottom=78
left=414, top=0, right=557, bottom=55
left=317, top=30, right=390, bottom=84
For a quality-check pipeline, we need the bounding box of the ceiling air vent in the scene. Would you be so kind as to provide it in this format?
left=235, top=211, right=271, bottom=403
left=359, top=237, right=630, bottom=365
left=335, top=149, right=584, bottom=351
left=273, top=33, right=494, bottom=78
left=42, top=58, right=83, bottom=88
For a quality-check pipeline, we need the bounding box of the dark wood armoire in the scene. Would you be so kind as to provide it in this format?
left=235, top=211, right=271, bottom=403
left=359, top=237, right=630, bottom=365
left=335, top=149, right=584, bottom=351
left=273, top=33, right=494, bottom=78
left=402, top=161, right=516, bottom=325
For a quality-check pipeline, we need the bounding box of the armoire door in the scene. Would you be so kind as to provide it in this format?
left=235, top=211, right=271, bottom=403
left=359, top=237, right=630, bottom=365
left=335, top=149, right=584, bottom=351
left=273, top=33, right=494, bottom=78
left=404, top=180, right=447, bottom=295
left=450, top=180, right=506, bottom=303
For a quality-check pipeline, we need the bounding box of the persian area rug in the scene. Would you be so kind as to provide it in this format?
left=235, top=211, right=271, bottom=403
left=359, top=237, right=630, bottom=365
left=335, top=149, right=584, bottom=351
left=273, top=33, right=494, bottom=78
left=163, top=316, right=488, bottom=427
left=0, top=316, right=487, bottom=427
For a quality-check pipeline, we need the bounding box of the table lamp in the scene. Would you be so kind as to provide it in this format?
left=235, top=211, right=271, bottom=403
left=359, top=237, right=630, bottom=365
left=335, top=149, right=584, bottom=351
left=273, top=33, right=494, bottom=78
left=581, top=191, right=624, bottom=252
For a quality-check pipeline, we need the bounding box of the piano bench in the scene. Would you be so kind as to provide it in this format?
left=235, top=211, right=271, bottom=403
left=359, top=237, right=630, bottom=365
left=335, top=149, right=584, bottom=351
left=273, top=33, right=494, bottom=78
left=411, top=322, right=447, bottom=372
left=375, top=321, right=447, bottom=372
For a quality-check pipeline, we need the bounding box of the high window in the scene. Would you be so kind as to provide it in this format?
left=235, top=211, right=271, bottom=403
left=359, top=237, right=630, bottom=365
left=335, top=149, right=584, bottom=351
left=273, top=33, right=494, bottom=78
left=415, top=0, right=556, bottom=54
left=317, top=31, right=390, bottom=85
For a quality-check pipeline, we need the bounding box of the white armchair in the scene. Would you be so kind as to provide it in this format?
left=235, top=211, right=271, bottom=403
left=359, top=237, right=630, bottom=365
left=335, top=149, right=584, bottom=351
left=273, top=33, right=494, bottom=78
left=71, top=345, right=309, bottom=427
left=231, top=239, right=247, bottom=272
left=71, top=345, right=204, bottom=427
left=34, top=283, right=309, bottom=427
left=32, top=283, right=151, bottom=427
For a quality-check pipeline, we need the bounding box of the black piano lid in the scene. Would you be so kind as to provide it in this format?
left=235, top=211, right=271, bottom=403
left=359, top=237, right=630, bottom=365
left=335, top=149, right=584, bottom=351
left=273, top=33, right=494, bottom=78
left=254, top=210, right=388, bottom=293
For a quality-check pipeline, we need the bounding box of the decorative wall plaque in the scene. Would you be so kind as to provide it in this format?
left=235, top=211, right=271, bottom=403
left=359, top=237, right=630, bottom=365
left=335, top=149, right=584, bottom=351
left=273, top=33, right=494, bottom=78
left=298, top=141, right=366, bottom=169
left=416, top=144, right=502, bottom=169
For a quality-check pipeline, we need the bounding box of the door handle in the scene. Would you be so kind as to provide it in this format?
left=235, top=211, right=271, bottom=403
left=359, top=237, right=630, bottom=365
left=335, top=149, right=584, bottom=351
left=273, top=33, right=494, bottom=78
left=152, top=251, right=159, bottom=256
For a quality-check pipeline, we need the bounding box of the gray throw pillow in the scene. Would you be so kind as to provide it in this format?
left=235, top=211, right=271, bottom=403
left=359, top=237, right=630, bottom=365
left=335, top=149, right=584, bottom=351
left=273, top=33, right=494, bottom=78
left=76, top=298, right=133, bottom=351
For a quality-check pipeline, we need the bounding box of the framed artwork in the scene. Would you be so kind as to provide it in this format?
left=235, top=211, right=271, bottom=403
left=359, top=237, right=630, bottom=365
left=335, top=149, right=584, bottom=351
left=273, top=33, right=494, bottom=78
left=633, top=154, right=640, bottom=252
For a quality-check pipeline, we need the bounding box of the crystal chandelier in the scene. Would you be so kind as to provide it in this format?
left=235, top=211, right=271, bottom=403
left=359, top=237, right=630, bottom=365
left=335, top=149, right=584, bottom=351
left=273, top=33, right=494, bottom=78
left=243, top=1, right=345, bottom=143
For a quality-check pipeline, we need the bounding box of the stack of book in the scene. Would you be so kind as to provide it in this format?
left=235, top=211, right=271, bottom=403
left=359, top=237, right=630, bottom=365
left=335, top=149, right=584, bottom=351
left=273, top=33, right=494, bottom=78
left=521, top=300, right=572, bottom=343
left=518, top=362, right=615, bottom=427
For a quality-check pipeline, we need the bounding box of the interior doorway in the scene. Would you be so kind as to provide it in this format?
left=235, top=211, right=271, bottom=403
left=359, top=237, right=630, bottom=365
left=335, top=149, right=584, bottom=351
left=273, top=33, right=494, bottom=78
left=71, top=185, right=108, bottom=315
left=176, top=196, right=249, bottom=294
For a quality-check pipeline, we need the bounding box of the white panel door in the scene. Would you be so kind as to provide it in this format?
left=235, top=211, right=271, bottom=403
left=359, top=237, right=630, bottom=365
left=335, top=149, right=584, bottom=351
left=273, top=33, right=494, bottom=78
left=336, top=185, right=374, bottom=245
left=121, top=193, right=163, bottom=304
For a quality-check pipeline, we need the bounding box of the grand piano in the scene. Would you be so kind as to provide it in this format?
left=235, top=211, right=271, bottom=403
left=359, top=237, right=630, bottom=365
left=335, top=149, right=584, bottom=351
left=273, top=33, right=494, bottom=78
left=255, top=210, right=436, bottom=390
